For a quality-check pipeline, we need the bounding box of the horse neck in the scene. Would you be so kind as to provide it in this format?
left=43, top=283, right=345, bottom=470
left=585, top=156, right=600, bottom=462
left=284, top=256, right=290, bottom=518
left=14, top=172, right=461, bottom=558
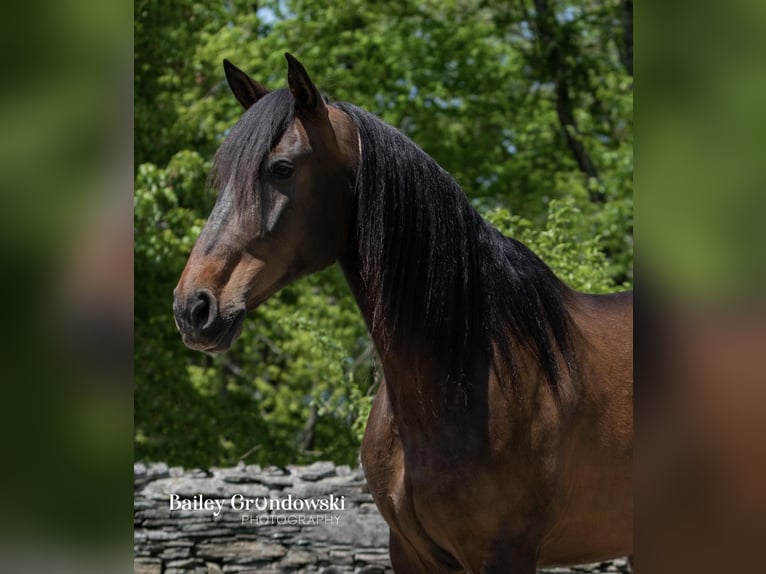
left=338, top=232, right=488, bottom=426
left=338, top=225, right=584, bottom=429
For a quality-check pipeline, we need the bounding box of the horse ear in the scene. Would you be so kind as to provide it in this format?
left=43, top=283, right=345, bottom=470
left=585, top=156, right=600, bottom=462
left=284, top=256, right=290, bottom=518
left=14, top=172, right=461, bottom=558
left=285, top=53, right=325, bottom=115
left=223, top=59, right=270, bottom=110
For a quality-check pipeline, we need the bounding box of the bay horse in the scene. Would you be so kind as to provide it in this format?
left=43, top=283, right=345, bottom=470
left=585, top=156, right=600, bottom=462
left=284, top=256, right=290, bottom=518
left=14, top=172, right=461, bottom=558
left=173, top=54, right=633, bottom=573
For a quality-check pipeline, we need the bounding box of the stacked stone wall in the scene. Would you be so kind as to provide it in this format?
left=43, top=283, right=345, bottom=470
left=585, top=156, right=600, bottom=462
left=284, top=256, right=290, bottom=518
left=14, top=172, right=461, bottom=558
left=134, top=462, right=630, bottom=574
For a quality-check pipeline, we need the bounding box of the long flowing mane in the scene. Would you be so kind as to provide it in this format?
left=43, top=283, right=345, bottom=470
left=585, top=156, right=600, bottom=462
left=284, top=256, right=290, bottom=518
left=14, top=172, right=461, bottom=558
left=336, top=102, right=576, bottom=393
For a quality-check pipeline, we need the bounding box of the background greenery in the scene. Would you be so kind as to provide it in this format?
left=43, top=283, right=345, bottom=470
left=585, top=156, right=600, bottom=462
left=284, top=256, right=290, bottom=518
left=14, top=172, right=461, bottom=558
left=135, top=0, right=633, bottom=468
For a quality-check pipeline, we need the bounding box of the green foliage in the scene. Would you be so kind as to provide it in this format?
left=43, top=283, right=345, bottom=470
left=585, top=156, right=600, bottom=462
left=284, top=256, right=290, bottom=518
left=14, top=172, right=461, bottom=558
left=486, top=197, right=620, bottom=294
left=135, top=0, right=632, bottom=466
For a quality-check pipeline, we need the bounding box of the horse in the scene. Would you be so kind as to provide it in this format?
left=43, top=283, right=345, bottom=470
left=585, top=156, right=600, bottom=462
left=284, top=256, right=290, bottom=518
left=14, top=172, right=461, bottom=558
left=173, top=54, right=633, bottom=573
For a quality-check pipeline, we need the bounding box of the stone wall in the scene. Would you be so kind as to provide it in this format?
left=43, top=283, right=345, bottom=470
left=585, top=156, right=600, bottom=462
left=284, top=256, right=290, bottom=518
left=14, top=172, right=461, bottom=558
left=134, top=462, right=630, bottom=573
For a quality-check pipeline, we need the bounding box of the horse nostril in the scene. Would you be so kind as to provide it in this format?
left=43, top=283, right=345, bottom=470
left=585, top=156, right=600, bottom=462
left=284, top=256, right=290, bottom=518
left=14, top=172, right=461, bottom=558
left=190, top=289, right=217, bottom=332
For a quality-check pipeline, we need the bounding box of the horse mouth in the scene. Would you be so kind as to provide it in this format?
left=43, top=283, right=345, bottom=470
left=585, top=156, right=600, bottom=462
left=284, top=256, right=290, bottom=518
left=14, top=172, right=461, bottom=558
left=183, top=309, right=245, bottom=353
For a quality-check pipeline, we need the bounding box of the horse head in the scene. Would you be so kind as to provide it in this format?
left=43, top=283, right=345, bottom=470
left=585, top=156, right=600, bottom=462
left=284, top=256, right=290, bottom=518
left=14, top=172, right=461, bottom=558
left=173, top=55, right=359, bottom=352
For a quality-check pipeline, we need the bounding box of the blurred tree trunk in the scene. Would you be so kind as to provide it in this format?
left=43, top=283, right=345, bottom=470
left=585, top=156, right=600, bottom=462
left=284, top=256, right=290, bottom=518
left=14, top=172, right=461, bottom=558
left=621, top=0, right=633, bottom=76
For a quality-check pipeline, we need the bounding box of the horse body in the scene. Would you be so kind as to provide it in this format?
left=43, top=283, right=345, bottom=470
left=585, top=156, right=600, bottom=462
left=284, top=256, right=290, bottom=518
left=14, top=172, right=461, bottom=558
left=173, top=54, right=633, bottom=573
left=355, top=284, right=633, bottom=572
left=538, top=291, right=633, bottom=565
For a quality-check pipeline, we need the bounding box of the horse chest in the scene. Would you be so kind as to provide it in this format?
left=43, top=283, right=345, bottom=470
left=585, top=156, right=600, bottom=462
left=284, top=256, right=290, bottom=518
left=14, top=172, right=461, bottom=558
left=362, top=391, right=548, bottom=567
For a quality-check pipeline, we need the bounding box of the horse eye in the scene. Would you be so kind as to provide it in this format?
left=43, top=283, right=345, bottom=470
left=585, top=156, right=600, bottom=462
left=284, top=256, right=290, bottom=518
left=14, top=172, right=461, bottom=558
left=270, top=160, right=294, bottom=180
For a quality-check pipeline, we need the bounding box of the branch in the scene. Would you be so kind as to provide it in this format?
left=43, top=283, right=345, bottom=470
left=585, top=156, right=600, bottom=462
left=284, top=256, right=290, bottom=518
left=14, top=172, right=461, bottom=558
left=531, top=0, right=604, bottom=202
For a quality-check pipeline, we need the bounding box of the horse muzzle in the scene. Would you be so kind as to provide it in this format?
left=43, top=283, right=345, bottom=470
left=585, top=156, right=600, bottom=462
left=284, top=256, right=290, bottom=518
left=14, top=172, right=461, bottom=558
left=172, top=288, right=245, bottom=352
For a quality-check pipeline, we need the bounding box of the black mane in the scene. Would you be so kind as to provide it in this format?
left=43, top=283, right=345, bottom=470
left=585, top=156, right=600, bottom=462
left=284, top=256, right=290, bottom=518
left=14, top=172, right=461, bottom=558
left=336, top=102, right=576, bottom=393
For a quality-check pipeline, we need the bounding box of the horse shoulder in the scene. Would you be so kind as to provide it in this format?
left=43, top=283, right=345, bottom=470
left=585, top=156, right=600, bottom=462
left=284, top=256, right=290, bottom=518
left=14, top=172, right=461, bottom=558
left=361, top=380, right=405, bottom=514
